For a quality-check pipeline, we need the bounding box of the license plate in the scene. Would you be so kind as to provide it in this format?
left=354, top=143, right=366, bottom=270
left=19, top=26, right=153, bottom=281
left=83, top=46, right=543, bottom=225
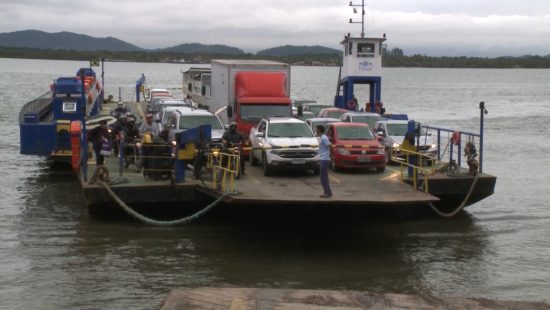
left=357, top=156, right=371, bottom=163
left=292, top=159, right=306, bottom=165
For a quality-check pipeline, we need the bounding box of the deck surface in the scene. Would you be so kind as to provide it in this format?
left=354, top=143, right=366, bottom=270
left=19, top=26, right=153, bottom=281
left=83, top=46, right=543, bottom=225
left=201, top=164, right=439, bottom=205
left=83, top=101, right=439, bottom=207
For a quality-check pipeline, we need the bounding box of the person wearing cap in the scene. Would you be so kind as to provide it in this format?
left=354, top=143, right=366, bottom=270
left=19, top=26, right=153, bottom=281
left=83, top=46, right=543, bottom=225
left=221, top=121, right=245, bottom=175
left=139, top=113, right=159, bottom=139
left=111, top=101, right=128, bottom=118
left=138, top=113, right=160, bottom=175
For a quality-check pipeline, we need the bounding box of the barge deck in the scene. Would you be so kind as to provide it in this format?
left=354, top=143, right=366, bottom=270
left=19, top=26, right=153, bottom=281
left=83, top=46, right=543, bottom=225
left=80, top=100, right=495, bottom=220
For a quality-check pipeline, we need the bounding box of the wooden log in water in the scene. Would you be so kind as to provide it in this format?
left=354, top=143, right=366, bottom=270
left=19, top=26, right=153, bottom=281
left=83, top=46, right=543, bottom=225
left=159, top=287, right=550, bottom=310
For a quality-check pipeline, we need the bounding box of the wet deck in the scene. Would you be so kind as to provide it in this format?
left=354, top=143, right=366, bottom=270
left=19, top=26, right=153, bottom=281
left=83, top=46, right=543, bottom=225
left=200, top=165, right=439, bottom=206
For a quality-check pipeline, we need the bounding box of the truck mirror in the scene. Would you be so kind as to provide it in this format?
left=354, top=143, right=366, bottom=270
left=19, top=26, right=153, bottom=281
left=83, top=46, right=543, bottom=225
left=227, top=105, right=233, bottom=118
left=297, top=105, right=303, bottom=117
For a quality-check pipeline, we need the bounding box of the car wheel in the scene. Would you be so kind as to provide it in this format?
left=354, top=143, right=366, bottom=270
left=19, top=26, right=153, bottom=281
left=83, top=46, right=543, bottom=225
left=376, top=166, right=386, bottom=173
left=250, top=152, right=259, bottom=166
left=262, top=152, right=272, bottom=176
left=329, top=158, right=339, bottom=172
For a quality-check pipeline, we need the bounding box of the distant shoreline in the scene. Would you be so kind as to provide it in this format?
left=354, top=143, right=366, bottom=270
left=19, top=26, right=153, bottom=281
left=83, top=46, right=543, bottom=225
left=2, top=47, right=550, bottom=68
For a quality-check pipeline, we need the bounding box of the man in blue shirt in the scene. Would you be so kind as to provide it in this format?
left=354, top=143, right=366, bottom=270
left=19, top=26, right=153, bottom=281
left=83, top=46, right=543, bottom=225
left=316, top=125, right=332, bottom=198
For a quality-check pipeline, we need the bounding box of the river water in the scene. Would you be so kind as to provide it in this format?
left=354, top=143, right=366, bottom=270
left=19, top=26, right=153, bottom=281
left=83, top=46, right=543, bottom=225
left=1, top=58, right=549, bottom=309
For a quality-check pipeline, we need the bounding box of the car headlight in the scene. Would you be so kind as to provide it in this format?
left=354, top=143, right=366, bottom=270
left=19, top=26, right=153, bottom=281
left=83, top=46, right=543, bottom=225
left=271, top=149, right=282, bottom=155
left=337, top=148, right=350, bottom=155
left=392, top=142, right=400, bottom=149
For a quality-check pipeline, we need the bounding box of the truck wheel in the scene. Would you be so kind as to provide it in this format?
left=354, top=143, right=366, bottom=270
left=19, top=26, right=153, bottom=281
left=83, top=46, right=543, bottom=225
left=262, top=153, right=272, bottom=176
left=250, top=153, right=259, bottom=166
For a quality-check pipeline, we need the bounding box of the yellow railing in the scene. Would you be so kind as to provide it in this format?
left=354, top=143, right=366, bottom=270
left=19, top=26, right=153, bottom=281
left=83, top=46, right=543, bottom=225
left=207, top=150, right=240, bottom=193
left=394, top=148, right=438, bottom=192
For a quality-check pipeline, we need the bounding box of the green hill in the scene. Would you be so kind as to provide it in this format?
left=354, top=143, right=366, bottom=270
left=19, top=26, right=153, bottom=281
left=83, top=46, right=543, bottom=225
left=0, top=30, right=142, bottom=52
left=257, top=45, right=341, bottom=56
left=157, top=43, right=244, bottom=55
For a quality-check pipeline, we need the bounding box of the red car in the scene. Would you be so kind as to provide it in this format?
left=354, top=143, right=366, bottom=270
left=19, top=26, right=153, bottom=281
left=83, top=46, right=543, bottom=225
left=325, top=122, right=386, bottom=172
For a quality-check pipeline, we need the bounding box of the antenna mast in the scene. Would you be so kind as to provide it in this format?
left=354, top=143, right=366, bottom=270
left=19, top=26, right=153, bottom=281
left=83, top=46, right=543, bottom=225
left=349, top=0, right=365, bottom=38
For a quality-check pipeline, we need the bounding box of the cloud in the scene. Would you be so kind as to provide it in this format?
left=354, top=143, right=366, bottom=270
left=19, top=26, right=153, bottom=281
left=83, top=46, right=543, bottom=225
left=1, top=0, right=549, bottom=56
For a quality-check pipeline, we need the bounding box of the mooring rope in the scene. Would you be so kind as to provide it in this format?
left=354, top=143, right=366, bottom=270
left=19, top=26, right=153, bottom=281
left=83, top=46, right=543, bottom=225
left=97, top=180, right=229, bottom=226
left=427, top=172, right=480, bottom=218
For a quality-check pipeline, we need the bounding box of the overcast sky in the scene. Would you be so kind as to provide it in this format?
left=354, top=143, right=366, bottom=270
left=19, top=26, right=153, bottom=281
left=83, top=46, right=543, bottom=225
left=2, top=0, right=550, bottom=56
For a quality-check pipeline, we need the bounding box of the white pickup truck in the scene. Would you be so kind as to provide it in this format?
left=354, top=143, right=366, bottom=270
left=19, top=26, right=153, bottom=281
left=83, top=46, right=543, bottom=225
left=249, top=117, right=320, bottom=176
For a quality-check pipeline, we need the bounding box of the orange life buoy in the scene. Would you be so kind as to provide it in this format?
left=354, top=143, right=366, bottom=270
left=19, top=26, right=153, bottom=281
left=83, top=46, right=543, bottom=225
left=452, top=130, right=461, bottom=145
left=70, top=121, right=82, bottom=172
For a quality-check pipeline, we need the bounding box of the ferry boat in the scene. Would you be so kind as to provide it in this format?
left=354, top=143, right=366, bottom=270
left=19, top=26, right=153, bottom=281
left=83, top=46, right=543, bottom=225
left=17, top=3, right=496, bottom=222
left=19, top=68, right=103, bottom=164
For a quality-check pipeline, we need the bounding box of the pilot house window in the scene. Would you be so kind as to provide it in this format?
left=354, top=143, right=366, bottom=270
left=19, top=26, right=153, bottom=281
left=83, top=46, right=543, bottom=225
left=357, top=43, right=375, bottom=57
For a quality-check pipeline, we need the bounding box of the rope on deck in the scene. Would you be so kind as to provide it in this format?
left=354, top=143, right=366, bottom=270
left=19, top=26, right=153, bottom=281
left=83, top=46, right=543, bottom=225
left=97, top=179, right=229, bottom=226
left=427, top=172, right=480, bottom=218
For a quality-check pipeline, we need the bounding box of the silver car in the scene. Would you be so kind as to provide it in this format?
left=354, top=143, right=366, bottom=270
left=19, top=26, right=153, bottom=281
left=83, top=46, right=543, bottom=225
left=373, top=119, right=437, bottom=163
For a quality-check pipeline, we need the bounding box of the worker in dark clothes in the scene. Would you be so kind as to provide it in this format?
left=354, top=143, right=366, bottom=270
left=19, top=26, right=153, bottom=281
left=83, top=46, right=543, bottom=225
left=221, top=121, right=245, bottom=175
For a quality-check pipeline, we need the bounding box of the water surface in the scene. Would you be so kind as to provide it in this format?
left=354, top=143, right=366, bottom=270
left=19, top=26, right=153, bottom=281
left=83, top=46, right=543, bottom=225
left=1, top=59, right=549, bottom=309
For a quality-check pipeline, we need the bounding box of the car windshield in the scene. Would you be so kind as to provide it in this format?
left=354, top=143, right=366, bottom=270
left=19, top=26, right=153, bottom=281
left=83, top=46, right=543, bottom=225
left=336, top=126, right=375, bottom=140
left=327, top=110, right=346, bottom=119
left=306, top=105, right=328, bottom=115
left=300, top=112, right=315, bottom=120
left=162, top=111, right=175, bottom=123
left=268, top=122, right=314, bottom=138
left=179, top=115, right=223, bottom=130
left=352, top=115, right=382, bottom=128
left=240, top=105, right=291, bottom=124
left=386, top=123, right=408, bottom=136
left=309, top=120, right=332, bottom=129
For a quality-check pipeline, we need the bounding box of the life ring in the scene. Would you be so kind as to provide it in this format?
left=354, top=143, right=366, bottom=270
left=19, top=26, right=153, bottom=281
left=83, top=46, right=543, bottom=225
left=452, top=130, right=461, bottom=145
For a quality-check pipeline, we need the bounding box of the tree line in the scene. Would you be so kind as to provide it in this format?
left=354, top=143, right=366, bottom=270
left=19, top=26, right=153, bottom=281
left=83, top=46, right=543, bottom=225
left=2, top=46, right=550, bottom=68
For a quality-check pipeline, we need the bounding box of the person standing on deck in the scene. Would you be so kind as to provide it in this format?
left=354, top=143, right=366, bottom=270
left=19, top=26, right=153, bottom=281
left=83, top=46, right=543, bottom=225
left=221, top=121, right=246, bottom=175
left=88, top=119, right=109, bottom=166
left=138, top=113, right=159, bottom=174
left=316, top=125, right=332, bottom=198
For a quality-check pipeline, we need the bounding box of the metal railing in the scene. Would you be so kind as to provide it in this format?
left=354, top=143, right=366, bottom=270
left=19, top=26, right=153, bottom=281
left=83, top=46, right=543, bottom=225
left=207, top=150, right=240, bottom=193
left=395, top=123, right=483, bottom=193
left=117, top=140, right=175, bottom=178
left=394, top=148, right=438, bottom=192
